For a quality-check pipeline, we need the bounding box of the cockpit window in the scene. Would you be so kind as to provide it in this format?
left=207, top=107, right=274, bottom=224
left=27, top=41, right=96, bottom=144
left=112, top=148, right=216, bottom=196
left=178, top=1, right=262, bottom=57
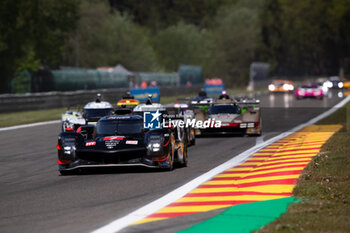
left=209, top=105, right=240, bottom=114
left=97, top=119, right=143, bottom=136
left=84, top=108, right=113, bottom=118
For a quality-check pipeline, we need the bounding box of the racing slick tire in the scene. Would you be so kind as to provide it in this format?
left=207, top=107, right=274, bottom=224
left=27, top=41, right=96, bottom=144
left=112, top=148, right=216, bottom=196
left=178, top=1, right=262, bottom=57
left=59, top=170, right=73, bottom=176
left=181, top=144, right=188, bottom=167
left=256, top=118, right=262, bottom=136
left=164, top=143, right=174, bottom=171
left=190, top=137, right=195, bottom=146
left=61, top=122, right=65, bottom=132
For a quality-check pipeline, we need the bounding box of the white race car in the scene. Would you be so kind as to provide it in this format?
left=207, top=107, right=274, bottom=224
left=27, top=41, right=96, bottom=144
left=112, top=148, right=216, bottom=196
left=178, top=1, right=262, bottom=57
left=61, top=94, right=114, bottom=132
left=61, top=110, right=86, bottom=131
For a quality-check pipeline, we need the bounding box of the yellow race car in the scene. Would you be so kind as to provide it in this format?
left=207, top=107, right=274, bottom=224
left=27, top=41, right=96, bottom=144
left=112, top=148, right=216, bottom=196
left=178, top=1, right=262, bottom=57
left=117, top=98, right=139, bottom=107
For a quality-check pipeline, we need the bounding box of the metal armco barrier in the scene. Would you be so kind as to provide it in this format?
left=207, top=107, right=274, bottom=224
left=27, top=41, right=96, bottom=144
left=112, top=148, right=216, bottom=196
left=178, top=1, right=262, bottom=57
left=0, top=86, right=201, bottom=113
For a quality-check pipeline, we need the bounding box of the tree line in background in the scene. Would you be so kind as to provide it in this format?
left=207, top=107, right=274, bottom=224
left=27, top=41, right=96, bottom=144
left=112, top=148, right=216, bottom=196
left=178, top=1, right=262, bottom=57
left=1, top=0, right=350, bottom=93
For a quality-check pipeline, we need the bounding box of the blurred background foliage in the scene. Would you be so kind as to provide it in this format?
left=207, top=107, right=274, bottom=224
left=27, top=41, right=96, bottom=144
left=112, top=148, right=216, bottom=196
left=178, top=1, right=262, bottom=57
left=1, top=0, right=350, bottom=92
left=64, top=1, right=159, bottom=71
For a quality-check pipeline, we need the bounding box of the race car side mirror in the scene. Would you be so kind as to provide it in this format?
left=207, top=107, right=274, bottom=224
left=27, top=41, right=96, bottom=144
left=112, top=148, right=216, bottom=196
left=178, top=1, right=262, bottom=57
left=79, top=125, right=95, bottom=140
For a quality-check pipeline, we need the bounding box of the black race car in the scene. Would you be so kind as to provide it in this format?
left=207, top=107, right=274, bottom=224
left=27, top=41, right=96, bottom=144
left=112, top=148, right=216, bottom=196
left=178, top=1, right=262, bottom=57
left=323, top=76, right=343, bottom=89
left=56, top=115, right=188, bottom=175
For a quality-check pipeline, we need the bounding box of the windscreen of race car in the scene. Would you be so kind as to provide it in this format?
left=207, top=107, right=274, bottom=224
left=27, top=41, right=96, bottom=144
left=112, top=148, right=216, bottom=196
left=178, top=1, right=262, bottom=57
left=84, top=109, right=114, bottom=118
left=209, top=105, right=240, bottom=114
left=97, top=119, right=143, bottom=136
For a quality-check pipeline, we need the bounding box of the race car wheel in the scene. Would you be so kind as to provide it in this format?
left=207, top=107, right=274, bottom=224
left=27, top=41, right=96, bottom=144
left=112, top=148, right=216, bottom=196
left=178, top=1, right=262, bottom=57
left=165, top=143, right=174, bottom=171
left=181, top=144, right=188, bottom=167
left=190, top=137, right=195, bottom=146
left=257, top=118, right=262, bottom=136
left=59, top=170, right=72, bottom=176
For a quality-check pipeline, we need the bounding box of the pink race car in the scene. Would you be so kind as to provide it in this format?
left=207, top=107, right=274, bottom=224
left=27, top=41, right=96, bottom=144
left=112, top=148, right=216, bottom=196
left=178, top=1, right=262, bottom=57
left=295, top=84, right=323, bottom=100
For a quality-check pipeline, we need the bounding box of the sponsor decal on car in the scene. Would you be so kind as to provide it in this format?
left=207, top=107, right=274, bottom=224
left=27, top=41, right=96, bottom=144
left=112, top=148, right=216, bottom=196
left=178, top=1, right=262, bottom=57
left=105, top=140, right=119, bottom=149
left=103, top=136, right=124, bottom=141
left=103, top=136, right=124, bottom=149
left=126, top=140, right=138, bottom=145
left=107, top=116, right=131, bottom=120
left=85, top=141, right=96, bottom=146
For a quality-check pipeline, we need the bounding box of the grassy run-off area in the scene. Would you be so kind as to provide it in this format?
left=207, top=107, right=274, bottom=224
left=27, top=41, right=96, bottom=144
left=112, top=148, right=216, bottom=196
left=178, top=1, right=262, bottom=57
left=0, top=88, right=263, bottom=128
left=0, top=95, right=190, bottom=128
left=256, top=103, right=350, bottom=232
left=0, top=108, right=66, bottom=128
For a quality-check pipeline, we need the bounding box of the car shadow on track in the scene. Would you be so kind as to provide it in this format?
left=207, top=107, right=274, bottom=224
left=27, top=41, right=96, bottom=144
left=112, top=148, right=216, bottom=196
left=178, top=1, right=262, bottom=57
left=59, top=164, right=185, bottom=176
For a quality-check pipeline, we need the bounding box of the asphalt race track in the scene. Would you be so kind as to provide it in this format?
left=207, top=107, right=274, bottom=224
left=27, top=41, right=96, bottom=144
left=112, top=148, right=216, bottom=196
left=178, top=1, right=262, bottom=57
left=0, top=91, right=345, bottom=233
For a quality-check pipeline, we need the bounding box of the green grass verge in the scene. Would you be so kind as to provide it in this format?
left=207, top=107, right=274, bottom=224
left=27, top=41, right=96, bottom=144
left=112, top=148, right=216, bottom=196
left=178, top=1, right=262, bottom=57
left=317, top=105, right=347, bottom=125
left=0, top=88, right=263, bottom=128
left=0, top=96, right=189, bottom=128
left=256, top=103, right=350, bottom=232
left=0, top=108, right=66, bottom=128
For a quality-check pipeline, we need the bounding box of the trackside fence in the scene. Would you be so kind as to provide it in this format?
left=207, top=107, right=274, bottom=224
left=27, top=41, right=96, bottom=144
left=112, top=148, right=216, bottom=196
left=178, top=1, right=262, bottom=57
left=0, top=86, right=201, bottom=113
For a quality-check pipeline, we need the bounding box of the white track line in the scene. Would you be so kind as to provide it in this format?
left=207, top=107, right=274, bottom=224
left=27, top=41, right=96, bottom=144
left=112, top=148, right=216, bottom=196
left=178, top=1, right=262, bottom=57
left=92, top=96, right=350, bottom=233
left=0, top=120, right=60, bottom=132
left=255, top=132, right=275, bottom=145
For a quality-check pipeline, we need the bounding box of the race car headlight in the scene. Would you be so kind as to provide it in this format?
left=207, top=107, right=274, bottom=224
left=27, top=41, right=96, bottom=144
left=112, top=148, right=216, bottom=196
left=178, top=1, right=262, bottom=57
left=63, top=146, right=75, bottom=154
left=147, top=143, right=160, bottom=152
left=268, top=84, right=275, bottom=91
left=338, top=82, right=344, bottom=88
left=297, top=90, right=305, bottom=96
left=152, top=143, right=160, bottom=152
left=63, top=121, right=74, bottom=129
left=147, top=134, right=163, bottom=153
left=325, top=81, right=333, bottom=88
left=283, top=84, right=289, bottom=90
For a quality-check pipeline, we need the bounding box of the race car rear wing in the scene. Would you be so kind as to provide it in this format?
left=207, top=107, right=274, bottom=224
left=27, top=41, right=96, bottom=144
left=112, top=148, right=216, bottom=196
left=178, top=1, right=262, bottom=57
left=237, top=98, right=260, bottom=113
left=237, top=98, right=260, bottom=106
left=191, top=99, right=214, bottom=105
